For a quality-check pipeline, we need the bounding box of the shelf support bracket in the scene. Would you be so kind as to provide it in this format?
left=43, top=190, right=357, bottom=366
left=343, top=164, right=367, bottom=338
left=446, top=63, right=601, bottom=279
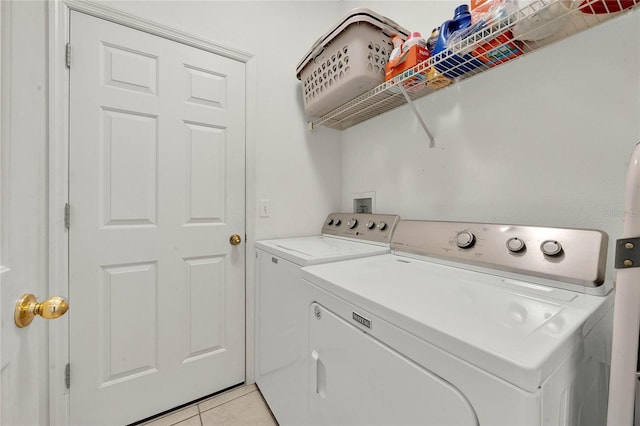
left=399, top=85, right=435, bottom=148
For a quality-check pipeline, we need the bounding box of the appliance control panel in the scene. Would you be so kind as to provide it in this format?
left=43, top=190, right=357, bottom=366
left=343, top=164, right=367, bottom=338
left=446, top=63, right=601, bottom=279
left=322, top=213, right=400, bottom=244
left=391, top=220, right=608, bottom=287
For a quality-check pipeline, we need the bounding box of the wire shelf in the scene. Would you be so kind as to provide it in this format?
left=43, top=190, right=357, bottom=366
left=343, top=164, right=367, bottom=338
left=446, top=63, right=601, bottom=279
left=308, top=0, right=639, bottom=131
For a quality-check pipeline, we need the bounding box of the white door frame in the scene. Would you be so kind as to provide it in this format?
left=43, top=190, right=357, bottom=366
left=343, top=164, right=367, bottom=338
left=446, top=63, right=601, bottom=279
left=47, top=2, right=257, bottom=424
left=0, top=3, right=4, bottom=423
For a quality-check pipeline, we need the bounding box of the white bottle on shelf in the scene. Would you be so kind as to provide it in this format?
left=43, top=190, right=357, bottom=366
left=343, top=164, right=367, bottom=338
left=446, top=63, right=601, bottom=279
left=402, top=32, right=428, bottom=52
left=389, top=35, right=404, bottom=61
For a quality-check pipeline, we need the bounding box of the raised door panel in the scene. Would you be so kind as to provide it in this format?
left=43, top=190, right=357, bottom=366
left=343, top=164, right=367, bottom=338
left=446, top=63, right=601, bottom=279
left=100, top=262, right=158, bottom=385
left=185, top=66, right=226, bottom=108
left=185, top=123, right=225, bottom=224
left=184, top=256, right=225, bottom=361
left=102, top=43, right=158, bottom=95
left=101, top=109, right=158, bottom=227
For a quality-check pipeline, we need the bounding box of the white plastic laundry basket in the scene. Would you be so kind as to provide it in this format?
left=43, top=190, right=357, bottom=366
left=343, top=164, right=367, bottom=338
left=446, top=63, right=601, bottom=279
left=296, top=9, right=409, bottom=118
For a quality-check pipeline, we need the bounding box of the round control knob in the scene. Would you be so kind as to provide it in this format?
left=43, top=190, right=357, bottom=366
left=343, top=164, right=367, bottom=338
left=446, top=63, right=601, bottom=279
left=365, top=220, right=375, bottom=230
left=506, top=237, right=526, bottom=253
left=326, top=218, right=334, bottom=226
left=334, top=219, right=342, bottom=226
left=540, top=240, right=563, bottom=256
left=346, top=218, right=358, bottom=229
left=376, top=221, right=387, bottom=231
left=456, top=231, right=476, bottom=249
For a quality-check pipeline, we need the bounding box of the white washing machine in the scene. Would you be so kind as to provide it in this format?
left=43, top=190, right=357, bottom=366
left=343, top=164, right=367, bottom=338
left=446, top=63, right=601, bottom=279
left=255, top=213, right=400, bottom=425
left=301, top=220, right=614, bottom=426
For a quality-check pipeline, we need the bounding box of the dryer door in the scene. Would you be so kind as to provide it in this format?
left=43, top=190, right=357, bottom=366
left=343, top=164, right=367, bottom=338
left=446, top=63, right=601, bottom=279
left=309, top=303, right=478, bottom=426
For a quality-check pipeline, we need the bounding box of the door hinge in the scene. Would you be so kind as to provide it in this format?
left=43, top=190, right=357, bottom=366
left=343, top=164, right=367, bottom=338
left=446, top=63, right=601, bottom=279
left=64, top=203, right=70, bottom=229
left=65, top=363, right=70, bottom=389
left=65, top=43, right=71, bottom=68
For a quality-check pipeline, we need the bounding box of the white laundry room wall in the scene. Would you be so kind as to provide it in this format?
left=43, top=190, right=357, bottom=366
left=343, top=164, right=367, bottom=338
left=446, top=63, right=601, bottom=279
left=339, top=4, right=640, bottom=283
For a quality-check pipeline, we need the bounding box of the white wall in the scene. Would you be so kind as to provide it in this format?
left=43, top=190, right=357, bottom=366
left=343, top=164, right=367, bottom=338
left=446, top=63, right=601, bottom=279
left=341, top=6, right=640, bottom=283
left=346, top=0, right=460, bottom=38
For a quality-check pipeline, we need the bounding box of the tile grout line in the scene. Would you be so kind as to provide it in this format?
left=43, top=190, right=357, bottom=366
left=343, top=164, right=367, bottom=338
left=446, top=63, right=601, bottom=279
left=196, top=391, right=203, bottom=425
left=198, top=384, right=256, bottom=409
left=167, top=414, right=199, bottom=426
left=145, top=406, right=197, bottom=426
left=146, top=386, right=261, bottom=426
left=199, top=389, right=260, bottom=415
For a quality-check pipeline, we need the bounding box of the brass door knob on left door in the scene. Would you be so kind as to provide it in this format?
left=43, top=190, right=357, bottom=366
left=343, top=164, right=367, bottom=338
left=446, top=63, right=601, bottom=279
left=15, top=294, right=69, bottom=328
left=229, top=234, right=242, bottom=246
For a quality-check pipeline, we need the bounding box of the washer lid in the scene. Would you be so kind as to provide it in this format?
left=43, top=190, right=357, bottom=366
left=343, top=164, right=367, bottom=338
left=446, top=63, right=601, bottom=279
left=301, top=254, right=613, bottom=392
left=256, top=236, right=389, bottom=266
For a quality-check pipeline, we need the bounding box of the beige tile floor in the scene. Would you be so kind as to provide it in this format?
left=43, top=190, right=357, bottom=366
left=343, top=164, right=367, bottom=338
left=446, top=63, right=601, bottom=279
left=141, top=384, right=278, bottom=426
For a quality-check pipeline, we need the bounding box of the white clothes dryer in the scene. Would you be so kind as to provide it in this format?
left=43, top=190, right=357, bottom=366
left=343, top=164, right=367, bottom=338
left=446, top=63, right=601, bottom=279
left=255, top=213, right=400, bottom=425
left=301, top=220, right=614, bottom=426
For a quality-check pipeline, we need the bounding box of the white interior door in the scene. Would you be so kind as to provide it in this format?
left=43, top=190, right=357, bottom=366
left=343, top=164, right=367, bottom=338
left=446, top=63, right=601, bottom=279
left=68, top=11, right=246, bottom=425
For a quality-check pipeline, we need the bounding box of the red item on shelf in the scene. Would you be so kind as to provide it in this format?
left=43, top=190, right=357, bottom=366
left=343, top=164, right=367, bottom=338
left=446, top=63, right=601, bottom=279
left=385, top=44, right=430, bottom=81
left=472, top=30, right=523, bottom=67
left=579, top=0, right=638, bottom=13
left=471, top=0, right=500, bottom=22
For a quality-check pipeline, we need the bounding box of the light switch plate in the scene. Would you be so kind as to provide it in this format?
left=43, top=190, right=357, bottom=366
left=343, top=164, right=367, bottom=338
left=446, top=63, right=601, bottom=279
left=260, top=199, right=270, bottom=218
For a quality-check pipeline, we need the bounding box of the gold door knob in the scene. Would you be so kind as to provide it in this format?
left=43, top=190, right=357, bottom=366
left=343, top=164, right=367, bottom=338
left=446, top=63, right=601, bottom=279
left=229, top=234, right=242, bottom=246
left=14, top=294, right=69, bottom=328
